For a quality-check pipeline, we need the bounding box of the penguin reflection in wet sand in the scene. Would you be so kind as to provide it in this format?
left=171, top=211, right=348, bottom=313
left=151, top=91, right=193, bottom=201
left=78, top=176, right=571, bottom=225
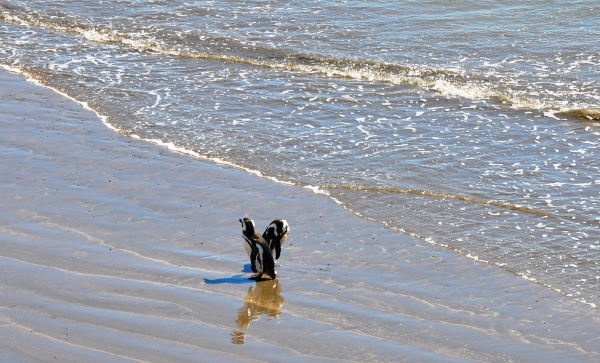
left=239, top=218, right=276, bottom=280
left=262, top=219, right=290, bottom=265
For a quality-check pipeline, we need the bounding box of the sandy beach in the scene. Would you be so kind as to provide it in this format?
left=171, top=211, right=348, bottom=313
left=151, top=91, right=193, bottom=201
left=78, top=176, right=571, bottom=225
left=1, top=68, right=599, bottom=362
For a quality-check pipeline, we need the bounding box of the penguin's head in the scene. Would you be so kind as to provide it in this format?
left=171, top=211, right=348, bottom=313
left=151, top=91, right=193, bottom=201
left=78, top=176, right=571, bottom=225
left=267, top=219, right=289, bottom=237
left=279, top=219, right=289, bottom=235
left=239, top=218, right=255, bottom=234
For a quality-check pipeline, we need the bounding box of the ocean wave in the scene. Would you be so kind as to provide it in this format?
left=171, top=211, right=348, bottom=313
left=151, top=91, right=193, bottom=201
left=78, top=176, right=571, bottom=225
left=321, top=185, right=551, bottom=216
left=554, top=108, right=600, bottom=121
left=1, top=5, right=598, bottom=120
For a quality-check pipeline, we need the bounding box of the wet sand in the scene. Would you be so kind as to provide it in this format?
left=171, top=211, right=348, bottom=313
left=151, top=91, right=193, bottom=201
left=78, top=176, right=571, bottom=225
left=1, top=68, right=599, bottom=362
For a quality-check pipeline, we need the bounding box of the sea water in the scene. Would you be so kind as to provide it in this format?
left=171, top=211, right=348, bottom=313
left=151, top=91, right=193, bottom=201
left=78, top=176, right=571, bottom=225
left=1, top=0, right=598, bottom=306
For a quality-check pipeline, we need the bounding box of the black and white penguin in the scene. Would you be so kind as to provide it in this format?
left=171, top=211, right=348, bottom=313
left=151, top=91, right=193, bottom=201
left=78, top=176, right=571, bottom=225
left=239, top=218, right=277, bottom=280
left=262, top=219, right=290, bottom=262
left=240, top=218, right=256, bottom=264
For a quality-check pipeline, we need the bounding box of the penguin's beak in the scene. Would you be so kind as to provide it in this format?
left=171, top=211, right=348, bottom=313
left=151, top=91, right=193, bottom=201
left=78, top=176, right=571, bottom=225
left=239, top=218, right=243, bottom=225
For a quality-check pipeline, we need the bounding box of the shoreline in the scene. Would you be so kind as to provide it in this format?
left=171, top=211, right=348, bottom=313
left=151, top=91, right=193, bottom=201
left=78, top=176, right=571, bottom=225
left=1, top=68, right=599, bottom=362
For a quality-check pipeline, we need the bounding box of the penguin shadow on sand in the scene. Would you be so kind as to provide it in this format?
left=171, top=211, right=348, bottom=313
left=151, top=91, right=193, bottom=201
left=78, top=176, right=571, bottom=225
left=203, top=264, right=260, bottom=285
left=231, top=279, right=285, bottom=345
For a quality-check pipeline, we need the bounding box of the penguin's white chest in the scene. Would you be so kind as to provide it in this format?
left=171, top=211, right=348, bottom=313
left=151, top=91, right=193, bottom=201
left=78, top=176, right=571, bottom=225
left=242, top=236, right=253, bottom=257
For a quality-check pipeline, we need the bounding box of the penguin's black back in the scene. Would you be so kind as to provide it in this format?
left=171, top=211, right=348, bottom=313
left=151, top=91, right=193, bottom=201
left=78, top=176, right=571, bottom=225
left=260, top=240, right=276, bottom=279
left=250, top=237, right=276, bottom=280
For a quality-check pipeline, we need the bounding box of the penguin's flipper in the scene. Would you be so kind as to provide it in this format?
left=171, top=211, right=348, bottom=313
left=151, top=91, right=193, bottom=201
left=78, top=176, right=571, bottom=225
left=250, top=245, right=259, bottom=272
left=274, top=240, right=282, bottom=260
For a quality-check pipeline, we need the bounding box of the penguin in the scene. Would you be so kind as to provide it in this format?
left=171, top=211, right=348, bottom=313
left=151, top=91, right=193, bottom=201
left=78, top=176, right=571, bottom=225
left=262, top=219, right=290, bottom=263
left=239, top=218, right=277, bottom=280
left=240, top=218, right=256, bottom=264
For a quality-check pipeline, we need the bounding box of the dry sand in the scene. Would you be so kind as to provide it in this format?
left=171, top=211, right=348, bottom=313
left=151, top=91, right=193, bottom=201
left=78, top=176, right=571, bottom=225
left=1, top=68, right=599, bottom=362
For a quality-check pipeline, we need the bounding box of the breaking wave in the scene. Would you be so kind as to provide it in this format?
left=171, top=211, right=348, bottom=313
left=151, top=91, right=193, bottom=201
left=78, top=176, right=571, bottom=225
left=2, top=5, right=598, bottom=120
left=321, top=185, right=552, bottom=216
